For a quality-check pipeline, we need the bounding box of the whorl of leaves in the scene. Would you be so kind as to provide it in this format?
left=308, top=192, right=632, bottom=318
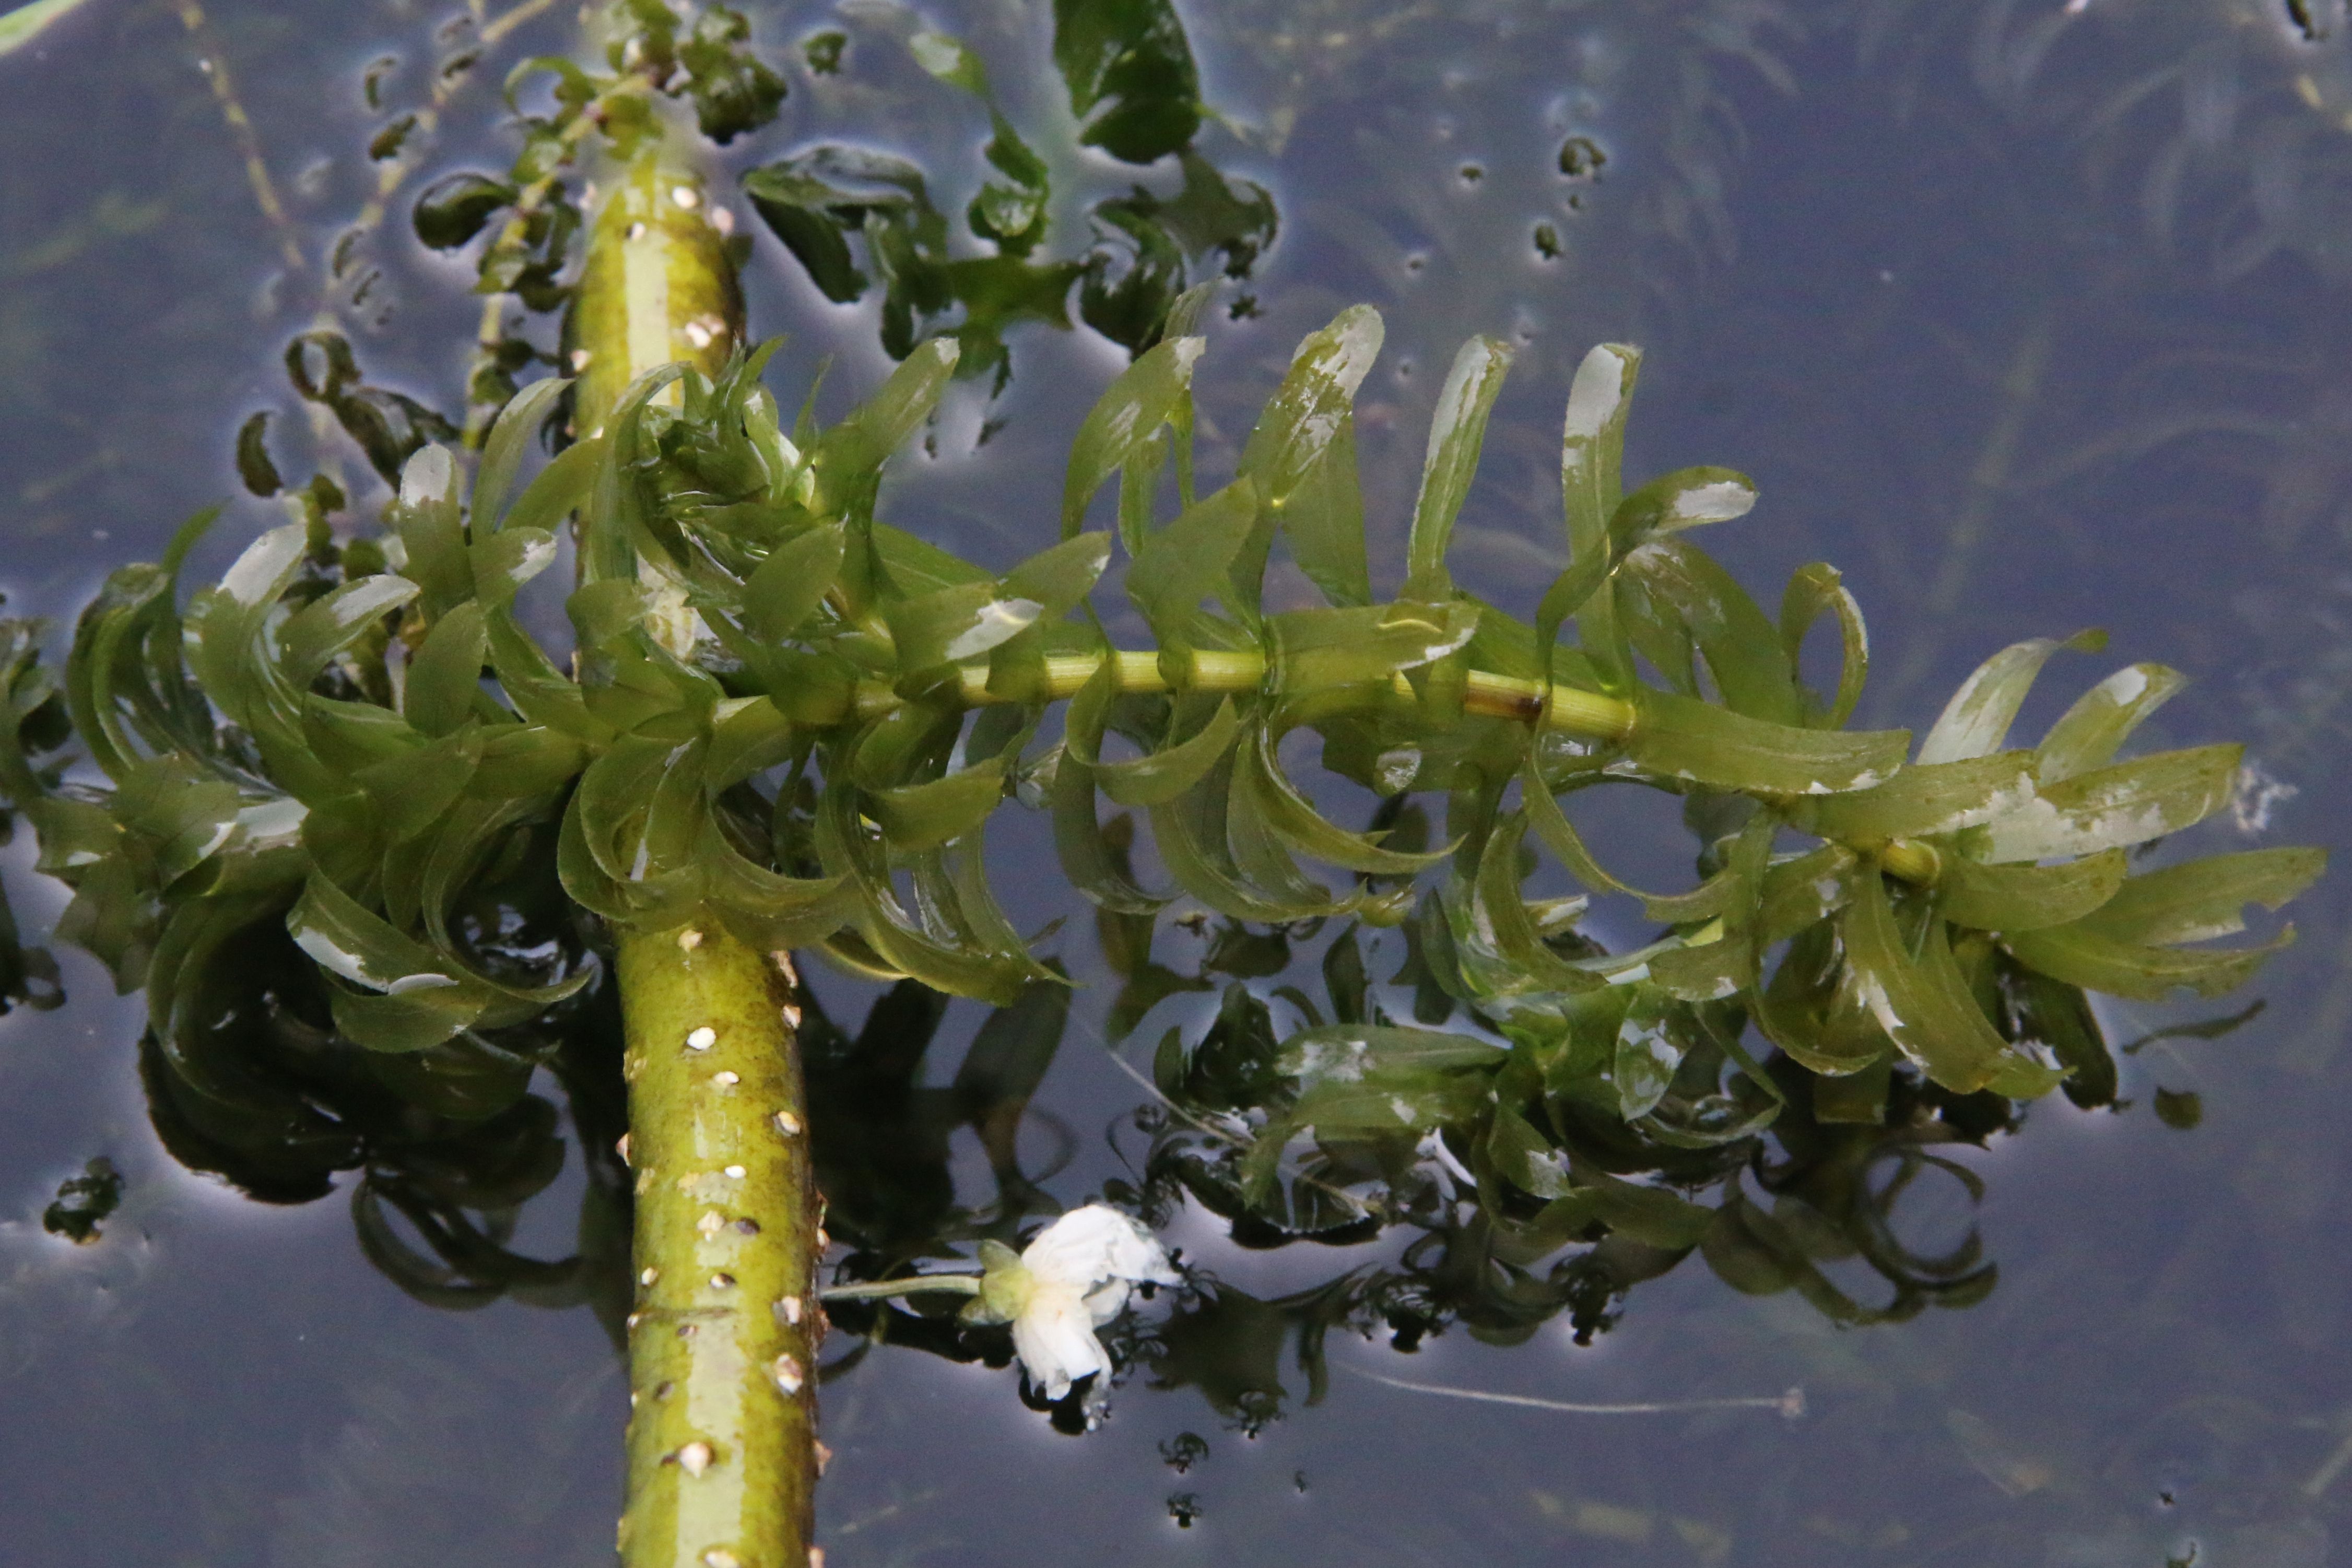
left=0, top=306, right=2319, bottom=1271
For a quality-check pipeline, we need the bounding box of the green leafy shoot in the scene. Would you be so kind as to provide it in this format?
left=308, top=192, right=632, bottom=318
left=0, top=304, right=2318, bottom=1333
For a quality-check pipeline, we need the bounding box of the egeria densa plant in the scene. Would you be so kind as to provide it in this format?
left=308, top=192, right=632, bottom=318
left=0, top=3, right=2322, bottom=1566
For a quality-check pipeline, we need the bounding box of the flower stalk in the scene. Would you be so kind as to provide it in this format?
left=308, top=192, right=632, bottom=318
left=818, top=1275, right=984, bottom=1302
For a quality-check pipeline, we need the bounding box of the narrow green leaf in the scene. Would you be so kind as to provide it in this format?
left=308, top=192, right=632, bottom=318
left=742, top=154, right=889, bottom=304
left=1127, top=478, right=1256, bottom=647
left=413, top=171, right=517, bottom=250
left=1607, top=465, right=1756, bottom=548
left=301, top=693, right=424, bottom=775
left=868, top=525, right=992, bottom=600
left=1561, top=343, right=1640, bottom=559
left=1051, top=0, right=1202, bottom=163
left=325, top=981, right=480, bottom=1054
left=704, top=695, right=796, bottom=789
left=500, top=438, right=600, bottom=540
left=486, top=608, right=606, bottom=741
left=1116, top=427, right=1170, bottom=559
left=234, top=411, right=281, bottom=498
left=1624, top=689, right=1910, bottom=796
left=1236, top=306, right=1383, bottom=614
left=2035, top=662, right=2186, bottom=782
left=2009, top=970, right=2116, bottom=1109
left=1076, top=688, right=1239, bottom=808
left=1937, top=848, right=2128, bottom=932
left=1918, top=631, right=2103, bottom=764
left=1645, top=820, right=1772, bottom=1003
left=698, top=824, right=845, bottom=948
left=2076, top=847, right=2325, bottom=946
left=1002, top=530, right=1113, bottom=619
left=1403, top=335, right=1513, bottom=599
left=1615, top=537, right=1800, bottom=724
left=278, top=576, right=419, bottom=689
left=1560, top=344, right=1641, bottom=696
left=743, top=525, right=845, bottom=645
left=1223, top=748, right=1356, bottom=917
left=289, top=872, right=471, bottom=998
left=1471, top=810, right=1604, bottom=993
left=1534, top=549, right=1610, bottom=690
left=1049, top=690, right=1168, bottom=915
left=1575, top=1168, right=1714, bottom=1249
left=1977, top=744, right=2241, bottom=863
left=1779, top=563, right=1868, bottom=727
left=466, top=526, right=558, bottom=612
left=403, top=603, right=490, bottom=739
left=1790, top=753, right=2035, bottom=843
left=2005, top=921, right=2295, bottom=1000
left=885, top=582, right=1026, bottom=671
left=816, top=780, right=1032, bottom=1004
left=888, top=534, right=1108, bottom=674
left=1521, top=759, right=1743, bottom=923
left=1614, top=998, right=1683, bottom=1121
left=1756, top=845, right=1860, bottom=942
left=867, top=761, right=1008, bottom=853
left=390, top=445, right=473, bottom=615
left=813, top=338, right=960, bottom=504
left=1276, top=1023, right=1506, bottom=1083
left=1149, top=753, right=1333, bottom=921
left=468, top=724, right=588, bottom=800
left=1063, top=335, right=1204, bottom=538
left=472, top=375, right=572, bottom=531
left=1840, top=869, right=2034, bottom=1094
left=1245, top=721, right=1452, bottom=874
left=1754, top=926, right=1892, bottom=1078
left=356, top=728, right=485, bottom=842
left=1486, top=1106, right=1573, bottom=1200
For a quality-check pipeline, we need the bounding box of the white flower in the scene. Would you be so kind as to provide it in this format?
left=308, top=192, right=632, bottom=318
left=965, top=1205, right=1181, bottom=1401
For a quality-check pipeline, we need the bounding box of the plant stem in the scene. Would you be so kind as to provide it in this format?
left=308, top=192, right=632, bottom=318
left=836, top=650, right=1635, bottom=737
left=569, top=140, right=744, bottom=445
left=566, top=95, right=814, bottom=1568
left=822, top=655, right=1944, bottom=884
left=568, top=127, right=743, bottom=656
left=819, top=1275, right=984, bottom=1302
left=615, top=921, right=820, bottom=1568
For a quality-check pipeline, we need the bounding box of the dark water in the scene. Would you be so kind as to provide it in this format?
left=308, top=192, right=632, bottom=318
left=5, top=1, right=2352, bottom=1563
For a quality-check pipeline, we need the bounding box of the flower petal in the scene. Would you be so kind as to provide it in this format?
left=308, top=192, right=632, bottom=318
left=1010, top=1281, right=1111, bottom=1401
left=1020, top=1205, right=1181, bottom=1296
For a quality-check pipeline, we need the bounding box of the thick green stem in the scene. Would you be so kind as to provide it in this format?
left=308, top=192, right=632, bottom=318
left=569, top=142, right=743, bottom=439
left=563, top=92, right=810, bottom=1568
left=570, top=128, right=746, bottom=658
left=615, top=920, right=821, bottom=1568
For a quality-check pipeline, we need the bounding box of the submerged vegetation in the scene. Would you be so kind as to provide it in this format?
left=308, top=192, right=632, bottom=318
left=0, top=0, right=2339, bottom=1564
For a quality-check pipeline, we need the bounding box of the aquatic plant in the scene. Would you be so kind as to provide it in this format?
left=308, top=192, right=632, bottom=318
left=0, top=2, right=2323, bottom=1566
